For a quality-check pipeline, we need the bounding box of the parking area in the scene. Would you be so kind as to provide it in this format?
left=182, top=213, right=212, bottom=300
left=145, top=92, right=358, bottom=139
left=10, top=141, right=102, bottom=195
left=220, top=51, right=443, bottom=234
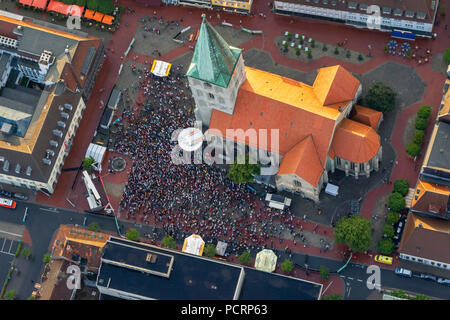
left=0, top=237, right=19, bottom=257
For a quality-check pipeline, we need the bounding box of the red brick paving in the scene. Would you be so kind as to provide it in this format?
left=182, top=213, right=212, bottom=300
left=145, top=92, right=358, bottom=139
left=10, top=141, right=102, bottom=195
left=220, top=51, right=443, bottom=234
left=29, top=0, right=448, bottom=271
left=21, top=228, right=32, bottom=246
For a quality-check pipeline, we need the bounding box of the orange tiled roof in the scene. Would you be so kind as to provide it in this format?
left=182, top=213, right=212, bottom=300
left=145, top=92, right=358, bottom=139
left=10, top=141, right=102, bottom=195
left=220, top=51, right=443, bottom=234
left=352, top=105, right=382, bottom=129
left=439, top=79, right=450, bottom=119
left=411, top=179, right=450, bottom=217
left=313, top=65, right=360, bottom=106
left=278, top=135, right=324, bottom=186
left=331, top=118, right=380, bottom=163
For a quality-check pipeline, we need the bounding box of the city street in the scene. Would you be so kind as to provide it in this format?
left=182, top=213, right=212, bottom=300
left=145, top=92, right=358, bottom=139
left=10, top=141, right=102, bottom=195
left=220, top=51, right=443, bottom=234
left=0, top=201, right=449, bottom=300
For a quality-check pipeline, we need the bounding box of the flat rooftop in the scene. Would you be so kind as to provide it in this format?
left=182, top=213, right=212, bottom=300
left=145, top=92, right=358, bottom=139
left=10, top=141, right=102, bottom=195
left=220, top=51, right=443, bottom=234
left=97, top=238, right=243, bottom=300
left=426, top=121, right=450, bottom=171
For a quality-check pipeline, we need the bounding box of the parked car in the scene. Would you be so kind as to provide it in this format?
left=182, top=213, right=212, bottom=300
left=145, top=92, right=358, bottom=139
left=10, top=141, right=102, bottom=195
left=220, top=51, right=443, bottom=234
left=0, top=189, right=12, bottom=198
left=395, top=267, right=412, bottom=278
left=437, top=278, right=450, bottom=285
left=374, top=255, right=393, bottom=265
left=420, top=273, right=437, bottom=281
left=13, top=193, right=28, bottom=201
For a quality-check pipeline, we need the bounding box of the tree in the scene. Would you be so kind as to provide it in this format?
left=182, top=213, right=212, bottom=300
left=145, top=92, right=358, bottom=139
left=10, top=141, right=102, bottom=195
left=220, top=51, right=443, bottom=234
left=227, top=156, right=260, bottom=184
left=88, top=222, right=101, bottom=232
left=388, top=192, right=405, bottom=212
left=322, top=43, right=327, bottom=51
left=126, top=228, right=140, bottom=241
left=334, top=215, right=372, bottom=253
left=27, top=295, right=36, bottom=300
left=161, top=235, right=175, bottom=249
left=417, top=105, right=432, bottom=119
left=22, top=248, right=31, bottom=259
left=62, top=0, right=73, bottom=4
left=413, top=130, right=425, bottom=145
left=87, top=0, right=99, bottom=11
left=334, top=47, right=339, bottom=54
left=444, top=48, right=450, bottom=64
left=43, top=253, right=51, bottom=263
left=82, top=156, right=95, bottom=170
left=390, top=289, right=406, bottom=299
left=393, top=179, right=409, bottom=196
left=320, top=266, right=330, bottom=281
left=377, top=238, right=395, bottom=255
left=346, top=49, right=351, bottom=58
left=406, top=142, right=421, bottom=158
left=76, top=0, right=86, bottom=6
left=307, top=51, right=312, bottom=59
left=365, top=82, right=396, bottom=113
left=382, top=225, right=395, bottom=238
left=295, top=47, right=300, bottom=56
left=310, top=39, right=315, bottom=48
left=203, top=244, right=216, bottom=258
left=281, top=259, right=293, bottom=274
left=4, top=290, right=15, bottom=300
left=358, top=54, right=364, bottom=61
left=239, top=251, right=251, bottom=265
left=386, top=211, right=400, bottom=225
left=97, top=0, right=115, bottom=14
left=322, top=293, right=342, bottom=300
left=415, top=117, right=428, bottom=131
left=414, top=294, right=431, bottom=300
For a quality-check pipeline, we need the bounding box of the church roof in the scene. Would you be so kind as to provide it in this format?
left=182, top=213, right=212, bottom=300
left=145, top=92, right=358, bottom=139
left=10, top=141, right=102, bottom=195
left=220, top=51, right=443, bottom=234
left=186, top=15, right=241, bottom=88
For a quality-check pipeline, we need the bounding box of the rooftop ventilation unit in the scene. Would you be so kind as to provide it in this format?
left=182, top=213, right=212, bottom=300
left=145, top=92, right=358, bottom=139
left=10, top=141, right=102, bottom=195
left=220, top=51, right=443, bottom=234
left=58, top=105, right=64, bottom=111
left=15, top=163, right=20, bottom=174
left=39, top=50, right=54, bottom=65
left=43, top=158, right=52, bottom=166
left=46, top=149, right=55, bottom=157
left=57, top=121, right=66, bottom=128
left=50, top=140, right=59, bottom=148
left=53, top=129, right=63, bottom=138
left=0, top=36, right=18, bottom=49
left=61, top=112, right=69, bottom=119
left=64, top=104, right=73, bottom=111
left=26, top=166, right=32, bottom=176
left=3, top=160, right=9, bottom=172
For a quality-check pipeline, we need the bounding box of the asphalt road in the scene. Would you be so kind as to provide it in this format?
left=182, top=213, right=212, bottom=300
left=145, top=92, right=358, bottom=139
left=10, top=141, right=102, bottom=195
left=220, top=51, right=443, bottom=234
left=0, top=200, right=449, bottom=300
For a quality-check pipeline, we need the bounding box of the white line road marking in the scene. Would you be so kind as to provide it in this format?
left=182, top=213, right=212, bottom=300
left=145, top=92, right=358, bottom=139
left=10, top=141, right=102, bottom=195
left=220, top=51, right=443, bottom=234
left=357, top=279, right=363, bottom=282
left=0, top=230, right=23, bottom=238
left=0, top=251, right=14, bottom=256
left=8, top=240, right=13, bottom=253
left=348, top=277, right=354, bottom=280
left=1, top=239, right=5, bottom=251
left=39, top=207, right=59, bottom=213
left=347, top=287, right=352, bottom=297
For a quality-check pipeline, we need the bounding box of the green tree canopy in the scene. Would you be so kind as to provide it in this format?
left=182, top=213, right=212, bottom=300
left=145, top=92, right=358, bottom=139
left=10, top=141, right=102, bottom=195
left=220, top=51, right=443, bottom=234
left=82, top=156, right=95, bottom=170
left=87, top=0, right=99, bottom=11
left=386, top=211, right=400, bottom=225
left=227, top=156, right=260, bottom=184
left=444, top=48, right=450, bottom=64
left=382, top=225, right=395, bottom=238
left=22, top=248, right=31, bottom=258
left=322, top=293, right=342, bottom=300
left=97, top=0, right=114, bottom=14
left=62, top=0, right=73, bottom=4
left=43, top=253, right=51, bottom=263
left=417, top=105, right=432, bottom=119
left=365, top=82, right=396, bottom=113
left=126, top=228, right=140, bottom=241
left=377, top=238, right=395, bottom=255
left=27, top=295, right=36, bottom=300
left=203, top=244, right=216, bottom=258
left=320, top=266, right=330, bottom=281
left=239, top=251, right=251, bottom=265
left=394, top=179, right=410, bottom=196
left=413, top=130, right=425, bottom=145
left=334, top=215, right=372, bottom=253
left=414, top=294, right=431, bottom=300
left=88, top=222, right=101, bottom=232
left=76, top=0, right=86, bottom=6
left=390, top=289, right=406, bottom=299
left=161, top=235, right=175, bottom=249
left=414, top=117, right=428, bottom=130
left=406, top=142, right=421, bottom=158
left=388, top=192, right=406, bottom=212
left=281, top=259, right=293, bottom=274
left=4, top=290, right=15, bottom=300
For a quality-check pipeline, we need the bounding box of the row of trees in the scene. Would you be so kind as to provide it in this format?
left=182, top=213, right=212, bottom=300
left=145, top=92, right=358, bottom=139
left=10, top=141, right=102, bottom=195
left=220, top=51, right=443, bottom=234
left=58, top=0, right=115, bottom=15
left=406, top=105, right=433, bottom=158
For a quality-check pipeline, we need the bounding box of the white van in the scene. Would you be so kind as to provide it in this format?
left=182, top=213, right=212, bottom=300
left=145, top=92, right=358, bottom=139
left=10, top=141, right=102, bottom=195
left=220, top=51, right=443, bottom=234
left=395, top=267, right=412, bottom=278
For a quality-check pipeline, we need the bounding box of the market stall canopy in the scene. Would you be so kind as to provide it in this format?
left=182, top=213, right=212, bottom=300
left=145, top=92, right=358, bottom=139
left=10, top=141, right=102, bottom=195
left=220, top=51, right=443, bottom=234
left=68, top=5, right=84, bottom=17
left=84, top=8, right=95, bottom=19
left=182, top=234, right=205, bottom=256
left=254, top=249, right=277, bottom=273
left=92, top=11, right=104, bottom=22
left=85, top=143, right=106, bottom=166
left=19, top=0, right=33, bottom=6
left=151, top=59, right=172, bottom=77
left=216, top=241, right=227, bottom=256
left=102, top=15, right=114, bottom=25
left=46, top=0, right=70, bottom=15
left=31, top=0, right=48, bottom=9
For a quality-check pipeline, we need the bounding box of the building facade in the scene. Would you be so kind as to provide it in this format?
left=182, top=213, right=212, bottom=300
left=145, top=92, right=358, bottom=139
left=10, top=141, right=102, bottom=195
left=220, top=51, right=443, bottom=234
left=187, top=16, right=383, bottom=202
left=273, top=0, right=440, bottom=38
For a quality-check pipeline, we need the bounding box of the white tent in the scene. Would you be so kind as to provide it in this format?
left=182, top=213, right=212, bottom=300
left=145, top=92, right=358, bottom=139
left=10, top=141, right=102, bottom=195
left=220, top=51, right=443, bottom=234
left=325, top=183, right=339, bottom=196
left=182, top=234, right=205, bottom=256
left=254, top=249, right=277, bottom=273
left=150, top=60, right=172, bottom=77
left=216, top=241, right=228, bottom=256
left=85, top=143, right=106, bottom=171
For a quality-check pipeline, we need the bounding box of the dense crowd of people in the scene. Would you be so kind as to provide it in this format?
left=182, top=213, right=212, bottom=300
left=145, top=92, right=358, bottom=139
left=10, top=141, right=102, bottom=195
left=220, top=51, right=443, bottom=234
left=111, top=64, right=313, bottom=256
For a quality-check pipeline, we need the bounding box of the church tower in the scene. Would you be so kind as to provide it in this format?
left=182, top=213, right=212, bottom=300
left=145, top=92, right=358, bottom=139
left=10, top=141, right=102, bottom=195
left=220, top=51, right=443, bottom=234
left=186, top=15, right=246, bottom=127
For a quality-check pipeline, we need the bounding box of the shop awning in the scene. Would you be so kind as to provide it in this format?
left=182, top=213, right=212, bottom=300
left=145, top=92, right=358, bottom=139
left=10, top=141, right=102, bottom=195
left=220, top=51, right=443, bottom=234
left=83, top=8, right=95, bottom=19
left=31, top=0, right=48, bottom=9
left=68, top=5, right=84, bottom=17
left=254, top=249, right=277, bottom=273
left=19, top=0, right=33, bottom=6
left=151, top=59, right=172, bottom=77
left=182, top=234, right=205, bottom=256
left=102, top=15, right=114, bottom=25
left=47, top=0, right=70, bottom=15
left=392, top=30, right=415, bottom=41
